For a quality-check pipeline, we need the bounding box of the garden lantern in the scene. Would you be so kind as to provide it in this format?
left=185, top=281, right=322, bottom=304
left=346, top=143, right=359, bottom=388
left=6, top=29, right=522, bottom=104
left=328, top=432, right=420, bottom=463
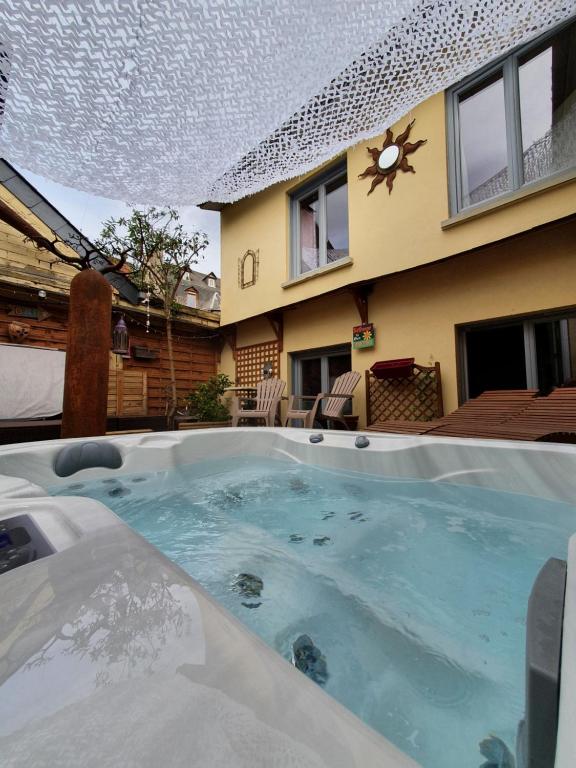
left=112, top=315, right=129, bottom=356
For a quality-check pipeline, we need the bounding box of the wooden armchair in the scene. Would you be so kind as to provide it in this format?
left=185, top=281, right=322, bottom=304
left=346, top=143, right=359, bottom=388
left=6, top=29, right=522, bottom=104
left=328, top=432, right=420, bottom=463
left=230, top=378, right=286, bottom=427
left=285, top=371, right=361, bottom=430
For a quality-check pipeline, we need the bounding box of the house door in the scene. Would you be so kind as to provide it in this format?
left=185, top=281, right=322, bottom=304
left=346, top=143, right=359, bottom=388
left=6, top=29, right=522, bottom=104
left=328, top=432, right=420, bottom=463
left=292, top=345, right=352, bottom=414
left=464, top=324, right=527, bottom=398
left=462, top=315, right=576, bottom=400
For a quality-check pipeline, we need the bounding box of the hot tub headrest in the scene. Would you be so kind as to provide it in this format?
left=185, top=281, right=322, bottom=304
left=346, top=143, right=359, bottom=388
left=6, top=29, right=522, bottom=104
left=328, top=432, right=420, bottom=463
left=54, top=441, right=123, bottom=477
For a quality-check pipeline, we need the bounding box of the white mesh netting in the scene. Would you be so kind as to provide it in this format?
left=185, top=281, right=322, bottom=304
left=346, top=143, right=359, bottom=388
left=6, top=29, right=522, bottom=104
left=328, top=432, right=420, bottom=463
left=0, top=1, right=574, bottom=205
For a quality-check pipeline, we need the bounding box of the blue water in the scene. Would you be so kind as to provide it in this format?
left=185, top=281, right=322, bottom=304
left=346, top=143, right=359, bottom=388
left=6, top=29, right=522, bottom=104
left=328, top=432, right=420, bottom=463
left=54, top=457, right=576, bottom=767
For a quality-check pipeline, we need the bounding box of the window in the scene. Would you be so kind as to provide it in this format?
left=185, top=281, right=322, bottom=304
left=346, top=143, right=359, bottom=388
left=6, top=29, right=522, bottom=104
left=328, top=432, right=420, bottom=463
left=290, top=163, right=349, bottom=277
left=207, top=277, right=216, bottom=288
left=448, top=19, right=576, bottom=212
left=185, top=289, right=197, bottom=308
left=459, top=313, right=576, bottom=400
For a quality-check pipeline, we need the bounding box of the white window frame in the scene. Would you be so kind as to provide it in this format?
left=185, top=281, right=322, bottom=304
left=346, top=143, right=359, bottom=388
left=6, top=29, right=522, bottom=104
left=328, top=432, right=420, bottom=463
left=446, top=18, right=576, bottom=214
left=290, top=162, right=348, bottom=278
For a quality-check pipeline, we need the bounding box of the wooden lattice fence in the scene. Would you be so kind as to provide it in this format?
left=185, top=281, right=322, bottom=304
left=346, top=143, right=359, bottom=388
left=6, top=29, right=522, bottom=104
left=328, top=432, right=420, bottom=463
left=235, top=340, right=280, bottom=386
left=366, top=362, right=443, bottom=425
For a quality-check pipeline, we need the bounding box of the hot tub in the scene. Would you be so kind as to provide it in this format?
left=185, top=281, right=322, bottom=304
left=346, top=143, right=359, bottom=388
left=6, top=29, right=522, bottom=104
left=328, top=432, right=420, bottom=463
left=0, top=428, right=575, bottom=768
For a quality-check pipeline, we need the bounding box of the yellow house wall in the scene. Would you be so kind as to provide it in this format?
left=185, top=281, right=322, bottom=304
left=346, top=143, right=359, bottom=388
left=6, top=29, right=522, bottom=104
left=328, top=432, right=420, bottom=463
left=220, top=92, right=576, bottom=327
left=220, top=219, right=576, bottom=426
left=236, top=316, right=277, bottom=347
left=219, top=344, right=235, bottom=383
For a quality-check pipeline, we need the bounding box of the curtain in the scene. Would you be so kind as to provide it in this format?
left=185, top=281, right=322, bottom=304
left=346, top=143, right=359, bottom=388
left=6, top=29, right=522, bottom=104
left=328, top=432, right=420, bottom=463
left=0, top=344, right=66, bottom=419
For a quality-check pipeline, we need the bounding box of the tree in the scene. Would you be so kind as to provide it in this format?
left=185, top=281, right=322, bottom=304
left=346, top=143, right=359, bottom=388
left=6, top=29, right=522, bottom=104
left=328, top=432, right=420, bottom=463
left=96, top=207, right=209, bottom=419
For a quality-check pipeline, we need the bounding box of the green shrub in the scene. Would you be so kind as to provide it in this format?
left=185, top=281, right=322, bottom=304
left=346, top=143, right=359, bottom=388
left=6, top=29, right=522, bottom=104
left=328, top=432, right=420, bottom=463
left=187, top=374, right=233, bottom=422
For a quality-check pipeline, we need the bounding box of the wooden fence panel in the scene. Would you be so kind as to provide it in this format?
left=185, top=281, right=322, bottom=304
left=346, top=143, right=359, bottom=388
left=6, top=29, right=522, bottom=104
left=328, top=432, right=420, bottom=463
left=108, top=369, right=147, bottom=416
left=0, top=296, right=219, bottom=416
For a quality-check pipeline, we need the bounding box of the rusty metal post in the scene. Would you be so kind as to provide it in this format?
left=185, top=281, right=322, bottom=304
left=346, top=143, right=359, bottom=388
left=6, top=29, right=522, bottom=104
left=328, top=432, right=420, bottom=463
left=61, top=270, right=112, bottom=438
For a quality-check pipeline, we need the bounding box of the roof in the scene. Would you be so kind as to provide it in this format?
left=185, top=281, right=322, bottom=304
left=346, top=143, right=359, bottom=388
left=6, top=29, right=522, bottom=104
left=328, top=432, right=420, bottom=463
left=175, top=269, right=220, bottom=311
left=0, top=159, right=140, bottom=304
left=177, top=269, right=221, bottom=311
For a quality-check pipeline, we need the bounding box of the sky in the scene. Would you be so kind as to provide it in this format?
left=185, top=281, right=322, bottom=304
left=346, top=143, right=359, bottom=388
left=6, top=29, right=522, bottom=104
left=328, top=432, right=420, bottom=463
left=15, top=165, right=222, bottom=276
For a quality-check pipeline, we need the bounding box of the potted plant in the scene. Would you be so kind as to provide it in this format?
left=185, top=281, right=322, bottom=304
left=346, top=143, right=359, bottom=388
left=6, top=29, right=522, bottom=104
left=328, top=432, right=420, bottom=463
left=181, top=374, right=233, bottom=429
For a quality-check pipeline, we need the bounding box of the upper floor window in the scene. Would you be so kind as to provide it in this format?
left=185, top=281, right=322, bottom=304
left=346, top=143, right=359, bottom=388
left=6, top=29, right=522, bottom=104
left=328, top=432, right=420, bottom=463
left=448, top=19, right=576, bottom=213
left=207, top=277, right=216, bottom=288
left=290, top=163, right=349, bottom=277
left=185, top=289, right=198, bottom=308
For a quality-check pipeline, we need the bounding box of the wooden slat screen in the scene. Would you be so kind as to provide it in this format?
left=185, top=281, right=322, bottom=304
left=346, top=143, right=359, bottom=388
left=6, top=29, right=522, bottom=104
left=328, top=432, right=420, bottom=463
left=108, top=369, right=147, bottom=416
left=0, top=299, right=219, bottom=416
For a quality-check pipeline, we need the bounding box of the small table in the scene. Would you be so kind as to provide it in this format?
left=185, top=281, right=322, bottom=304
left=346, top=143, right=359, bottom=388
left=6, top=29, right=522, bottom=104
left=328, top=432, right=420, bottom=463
left=224, top=386, right=288, bottom=426
left=224, top=387, right=257, bottom=407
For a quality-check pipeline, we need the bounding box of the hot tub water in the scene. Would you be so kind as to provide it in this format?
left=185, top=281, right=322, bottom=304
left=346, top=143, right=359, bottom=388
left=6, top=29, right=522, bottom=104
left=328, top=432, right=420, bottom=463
left=55, top=456, right=576, bottom=768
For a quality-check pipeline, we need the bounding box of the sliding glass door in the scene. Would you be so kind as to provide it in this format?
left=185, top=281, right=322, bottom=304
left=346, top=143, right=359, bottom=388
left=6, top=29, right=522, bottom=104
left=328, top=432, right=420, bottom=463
left=292, top=345, right=352, bottom=417
left=461, top=314, right=576, bottom=400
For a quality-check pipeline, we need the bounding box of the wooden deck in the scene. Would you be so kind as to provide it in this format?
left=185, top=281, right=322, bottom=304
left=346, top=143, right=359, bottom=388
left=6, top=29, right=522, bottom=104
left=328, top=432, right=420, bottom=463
left=367, top=388, right=576, bottom=443
left=367, top=390, right=538, bottom=436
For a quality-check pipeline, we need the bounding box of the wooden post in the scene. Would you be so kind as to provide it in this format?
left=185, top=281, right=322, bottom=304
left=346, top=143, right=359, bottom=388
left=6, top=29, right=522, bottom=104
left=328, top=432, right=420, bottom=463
left=434, top=361, right=444, bottom=418
left=61, top=270, right=112, bottom=438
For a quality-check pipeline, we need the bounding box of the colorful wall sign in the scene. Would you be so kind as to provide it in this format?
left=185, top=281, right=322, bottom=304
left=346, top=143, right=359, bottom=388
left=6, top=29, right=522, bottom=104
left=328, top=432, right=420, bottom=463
left=353, top=323, right=375, bottom=349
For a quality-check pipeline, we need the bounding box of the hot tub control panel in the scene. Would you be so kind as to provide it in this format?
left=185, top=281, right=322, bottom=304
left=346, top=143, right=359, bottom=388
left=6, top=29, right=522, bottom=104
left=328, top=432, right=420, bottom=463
left=0, top=514, right=54, bottom=575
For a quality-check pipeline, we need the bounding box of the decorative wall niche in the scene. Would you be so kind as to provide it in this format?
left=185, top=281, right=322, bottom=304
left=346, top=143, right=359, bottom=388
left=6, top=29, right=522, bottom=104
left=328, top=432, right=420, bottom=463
left=238, top=249, right=259, bottom=288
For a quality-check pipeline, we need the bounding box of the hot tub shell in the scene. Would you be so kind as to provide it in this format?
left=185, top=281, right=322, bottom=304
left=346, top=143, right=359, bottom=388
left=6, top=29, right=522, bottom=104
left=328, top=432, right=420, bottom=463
left=0, top=427, right=575, bottom=767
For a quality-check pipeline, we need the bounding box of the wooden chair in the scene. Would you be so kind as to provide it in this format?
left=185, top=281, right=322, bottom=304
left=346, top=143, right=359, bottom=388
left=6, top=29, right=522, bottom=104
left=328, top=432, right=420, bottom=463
left=366, top=389, right=539, bottom=435
left=230, top=378, right=286, bottom=427
left=285, top=371, right=361, bottom=430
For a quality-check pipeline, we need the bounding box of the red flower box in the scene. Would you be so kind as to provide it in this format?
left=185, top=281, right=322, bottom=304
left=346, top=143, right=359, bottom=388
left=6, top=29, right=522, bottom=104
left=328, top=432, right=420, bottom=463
left=370, top=358, right=415, bottom=379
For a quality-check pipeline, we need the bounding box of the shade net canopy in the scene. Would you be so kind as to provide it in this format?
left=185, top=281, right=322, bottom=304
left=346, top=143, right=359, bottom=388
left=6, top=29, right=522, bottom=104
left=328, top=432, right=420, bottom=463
left=0, top=1, right=574, bottom=205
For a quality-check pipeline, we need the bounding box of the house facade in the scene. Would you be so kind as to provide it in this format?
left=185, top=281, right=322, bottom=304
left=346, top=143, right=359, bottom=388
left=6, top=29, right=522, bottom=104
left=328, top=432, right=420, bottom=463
left=175, top=269, right=221, bottom=311
left=215, top=18, right=576, bottom=427
left=0, top=160, right=220, bottom=425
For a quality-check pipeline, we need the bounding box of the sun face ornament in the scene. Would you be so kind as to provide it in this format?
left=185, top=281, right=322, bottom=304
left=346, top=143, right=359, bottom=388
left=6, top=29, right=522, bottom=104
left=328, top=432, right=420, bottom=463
left=359, top=119, right=427, bottom=195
